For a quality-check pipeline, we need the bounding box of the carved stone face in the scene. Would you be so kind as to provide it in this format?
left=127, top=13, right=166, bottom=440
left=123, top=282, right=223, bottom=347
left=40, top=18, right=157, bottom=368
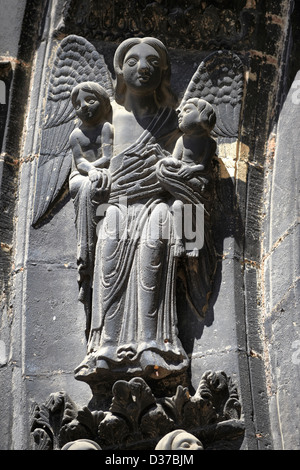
left=178, top=103, right=201, bottom=134
left=122, top=43, right=162, bottom=95
left=74, top=89, right=102, bottom=125
left=61, top=439, right=101, bottom=450
left=171, top=433, right=204, bottom=450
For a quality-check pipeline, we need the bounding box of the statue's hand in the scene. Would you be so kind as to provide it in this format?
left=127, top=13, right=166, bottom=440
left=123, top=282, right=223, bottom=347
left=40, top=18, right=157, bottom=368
left=88, top=168, right=101, bottom=183
left=177, top=165, right=194, bottom=179
left=90, top=169, right=111, bottom=204
left=160, top=156, right=181, bottom=168
left=157, top=157, right=181, bottom=178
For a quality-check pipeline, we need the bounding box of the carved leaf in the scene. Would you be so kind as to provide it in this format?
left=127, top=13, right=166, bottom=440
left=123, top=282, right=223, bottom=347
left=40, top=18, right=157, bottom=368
left=224, top=397, right=241, bottom=420
left=194, top=370, right=242, bottom=421
left=110, top=378, right=156, bottom=431
left=140, top=404, right=175, bottom=440
left=31, top=428, right=53, bottom=450
left=98, top=412, right=130, bottom=447
left=32, top=34, right=114, bottom=225
left=30, top=403, right=52, bottom=436
left=76, top=406, right=98, bottom=432
left=159, top=385, right=190, bottom=424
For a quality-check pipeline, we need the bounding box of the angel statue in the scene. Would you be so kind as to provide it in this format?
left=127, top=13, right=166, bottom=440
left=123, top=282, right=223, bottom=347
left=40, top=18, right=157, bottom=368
left=32, top=35, right=244, bottom=386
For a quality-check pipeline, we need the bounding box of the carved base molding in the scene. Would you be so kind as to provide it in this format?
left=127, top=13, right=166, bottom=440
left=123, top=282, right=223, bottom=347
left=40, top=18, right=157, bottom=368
left=30, top=370, right=244, bottom=450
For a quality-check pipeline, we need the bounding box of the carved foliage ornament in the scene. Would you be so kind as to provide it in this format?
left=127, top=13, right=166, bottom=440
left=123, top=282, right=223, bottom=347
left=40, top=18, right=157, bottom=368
left=30, top=371, right=243, bottom=450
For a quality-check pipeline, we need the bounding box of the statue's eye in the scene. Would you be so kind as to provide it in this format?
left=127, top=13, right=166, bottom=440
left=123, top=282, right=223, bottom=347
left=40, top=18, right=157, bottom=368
left=126, top=58, right=137, bottom=67
left=87, top=99, right=95, bottom=104
left=149, top=58, right=159, bottom=67
left=180, top=442, right=190, bottom=448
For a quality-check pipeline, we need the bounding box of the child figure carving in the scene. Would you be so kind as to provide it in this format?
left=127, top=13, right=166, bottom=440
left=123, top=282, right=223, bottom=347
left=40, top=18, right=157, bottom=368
left=68, top=82, right=114, bottom=339
left=69, top=81, right=113, bottom=201
left=166, top=98, right=217, bottom=257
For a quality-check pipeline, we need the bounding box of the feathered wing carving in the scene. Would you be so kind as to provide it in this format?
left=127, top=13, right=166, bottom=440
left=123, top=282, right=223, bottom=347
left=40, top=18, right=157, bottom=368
left=179, top=50, right=244, bottom=139
left=32, top=35, right=114, bottom=226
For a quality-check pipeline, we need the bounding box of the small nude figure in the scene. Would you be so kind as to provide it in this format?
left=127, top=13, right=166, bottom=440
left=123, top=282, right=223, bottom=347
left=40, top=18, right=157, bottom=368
left=69, top=81, right=113, bottom=186
left=172, top=98, right=216, bottom=256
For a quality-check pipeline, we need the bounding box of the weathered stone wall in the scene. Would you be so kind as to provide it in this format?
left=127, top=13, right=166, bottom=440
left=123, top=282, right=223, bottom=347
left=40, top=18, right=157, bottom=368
left=262, top=69, right=300, bottom=450
left=0, top=0, right=47, bottom=449
left=0, top=0, right=299, bottom=450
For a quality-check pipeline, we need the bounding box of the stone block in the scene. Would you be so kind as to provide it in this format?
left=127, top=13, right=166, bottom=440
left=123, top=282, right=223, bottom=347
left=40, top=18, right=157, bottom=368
left=23, top=263, right=86, bottom=376
left=266, top=280, right=300, bottom=449
left=264, top=223, right=300, bottom=312
left=28, top=198, right=77, bottom=265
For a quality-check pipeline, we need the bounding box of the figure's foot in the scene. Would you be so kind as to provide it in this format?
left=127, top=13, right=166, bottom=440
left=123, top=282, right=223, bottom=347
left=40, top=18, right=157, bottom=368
left=186, top=248, right=199, bottom=258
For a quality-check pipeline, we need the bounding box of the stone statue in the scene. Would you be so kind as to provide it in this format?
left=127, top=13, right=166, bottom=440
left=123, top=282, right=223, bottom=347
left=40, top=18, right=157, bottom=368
left=74, top=36, right=189, bottom=382
left=69, top=81, right=113, bottom=186
left=68, top=81, right=113, bottom=332
left=159, top=98, right=217, bottom=257
left=32, top=35, right=244, bottom=387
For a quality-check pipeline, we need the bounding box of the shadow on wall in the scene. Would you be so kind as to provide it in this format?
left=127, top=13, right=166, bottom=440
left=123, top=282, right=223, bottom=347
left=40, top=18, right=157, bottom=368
left=176, top=156, right=244, bottom=367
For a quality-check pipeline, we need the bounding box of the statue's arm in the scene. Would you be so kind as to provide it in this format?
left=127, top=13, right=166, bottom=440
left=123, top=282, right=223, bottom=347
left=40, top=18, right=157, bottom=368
left=70, top=130, right=95, bottom=175
left=178, top=162, right=205, bottom=179
left=93, top=122, right=114, bottom=169
left=172, top=137, right=183, bottom=160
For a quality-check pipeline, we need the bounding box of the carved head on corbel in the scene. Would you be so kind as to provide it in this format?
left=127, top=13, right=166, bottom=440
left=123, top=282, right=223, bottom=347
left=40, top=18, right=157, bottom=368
left=61, top=438, right=102, bottom=450
left=155, top=429, right=204, bottom=451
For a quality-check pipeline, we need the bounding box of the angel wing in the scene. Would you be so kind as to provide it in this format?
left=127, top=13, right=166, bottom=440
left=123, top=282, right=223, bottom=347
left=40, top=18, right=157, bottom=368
left=178, top=50, right=244, bottom=139
left=32, top=34, right=114, bottom=226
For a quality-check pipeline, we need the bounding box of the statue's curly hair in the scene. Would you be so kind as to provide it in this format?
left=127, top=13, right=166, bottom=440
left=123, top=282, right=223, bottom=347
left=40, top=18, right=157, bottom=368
left=184, top=98, right=216, bottom=132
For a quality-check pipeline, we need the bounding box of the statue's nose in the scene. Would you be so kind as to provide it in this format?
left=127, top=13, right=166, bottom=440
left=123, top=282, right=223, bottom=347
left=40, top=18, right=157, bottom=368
left=138, top=59, right=149, bottom=73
